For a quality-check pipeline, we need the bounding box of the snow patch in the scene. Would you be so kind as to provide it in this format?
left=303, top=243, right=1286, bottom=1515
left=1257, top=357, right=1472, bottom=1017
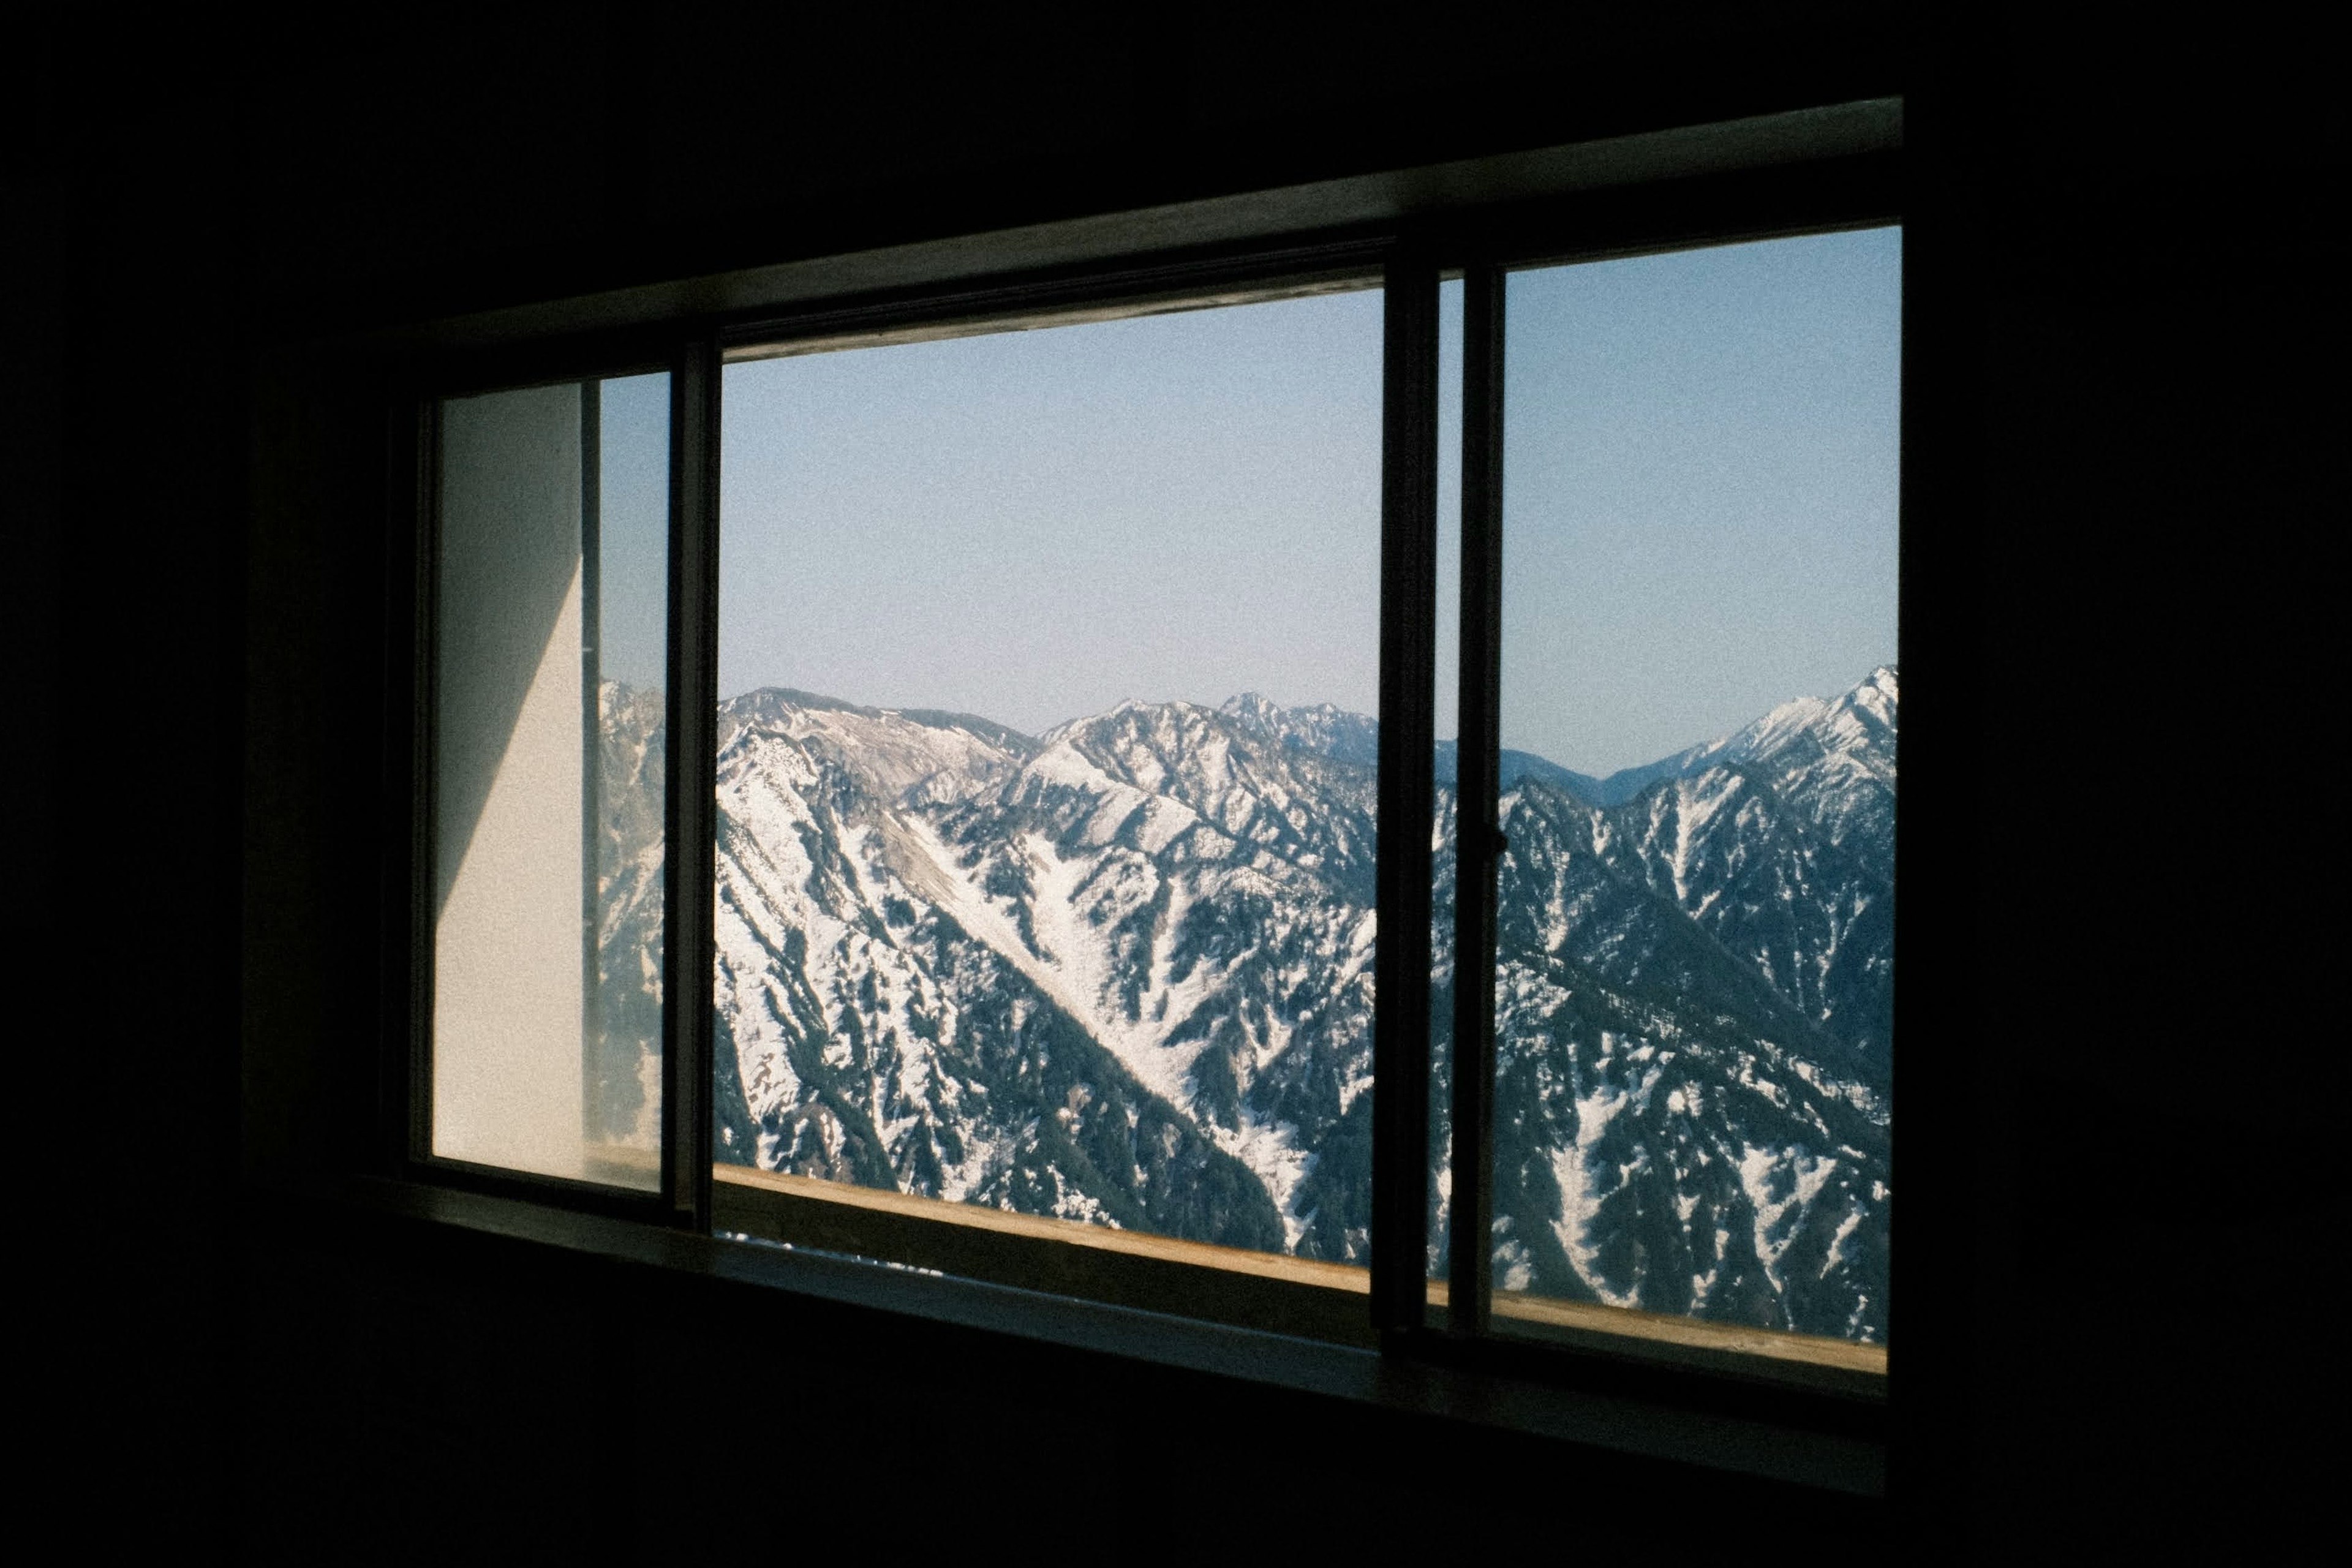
left=1550, top=1084, right=1638, bottom=1308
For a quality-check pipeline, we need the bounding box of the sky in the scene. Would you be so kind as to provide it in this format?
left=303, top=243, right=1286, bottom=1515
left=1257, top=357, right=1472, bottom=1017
left=595, top=371, right=672, bottom=692
left=1496, top=227, right=1902, bottom=772
left=721, top=293, right=1385, bottom=736
left=712, top=225, right=1900, bottom=772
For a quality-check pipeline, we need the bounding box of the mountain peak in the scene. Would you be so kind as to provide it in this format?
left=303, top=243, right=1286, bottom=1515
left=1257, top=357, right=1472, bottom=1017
left=1219, top=691, right=1280, bottom=720
left=1214, top=692, right=1380, bottom=769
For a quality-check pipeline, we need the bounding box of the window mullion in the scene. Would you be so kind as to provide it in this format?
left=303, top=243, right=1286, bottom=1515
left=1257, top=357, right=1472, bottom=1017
left=1371, top=245, right=1441, bottom=1337
left=1447, top=262, right=1506, bottom=1335
left=663, top=333, right=722, bottom=1231
left=400, top=391, right=440, bottom=1177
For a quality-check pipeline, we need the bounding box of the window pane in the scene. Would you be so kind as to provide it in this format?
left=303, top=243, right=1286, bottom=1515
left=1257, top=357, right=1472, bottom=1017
left=717, top=290, right=1382, bottom=1265
left=432, top=376, right=669, bottom=1189
left=1487, top=230, right=1899, bottom=1346
left=587, top=374, right=671, bottom=1182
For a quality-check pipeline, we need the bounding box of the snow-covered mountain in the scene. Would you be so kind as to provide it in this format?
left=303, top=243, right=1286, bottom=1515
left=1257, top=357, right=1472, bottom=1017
left=1438, top=666, right=1897, bottom=1341
left=589, top=680, right=667, bottom=1152
left=706, top=688, right=1377, bottom=1254
left=605, top=666, right=1898, bottom=1341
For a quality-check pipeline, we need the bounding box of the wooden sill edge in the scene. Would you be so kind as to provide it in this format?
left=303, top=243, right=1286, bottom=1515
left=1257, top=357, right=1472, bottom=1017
left=712, top=1162, right=1888, bottom=1379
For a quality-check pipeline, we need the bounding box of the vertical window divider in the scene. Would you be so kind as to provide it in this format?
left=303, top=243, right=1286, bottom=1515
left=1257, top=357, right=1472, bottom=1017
left=402, top=391, right=443, bottom=1174
left=663, top=334, right=722, bottom=1231
left=1372, top=244, right=1441, bottom=1338
left=1447, top=262, right=1506, bottom=1336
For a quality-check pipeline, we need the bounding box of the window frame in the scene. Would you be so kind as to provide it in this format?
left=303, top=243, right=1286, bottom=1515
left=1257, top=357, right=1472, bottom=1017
left=379, top=102, right=1905, bottom=1450
left=394, top=337, right=709, bottom=1229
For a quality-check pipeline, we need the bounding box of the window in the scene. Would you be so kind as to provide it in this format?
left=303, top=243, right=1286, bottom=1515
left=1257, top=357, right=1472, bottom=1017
left=714, top=282, right=1383, bottom=1261
left=401, top=105, right=1901, bottom=1405
left=425, top=372, right=671, bottom=1193
left=1433, top=236, right=1899, bottom=1373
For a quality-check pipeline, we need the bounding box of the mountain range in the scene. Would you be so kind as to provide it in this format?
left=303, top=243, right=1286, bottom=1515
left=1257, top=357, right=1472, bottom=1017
left=597, top=666, right=1896, bottom=1342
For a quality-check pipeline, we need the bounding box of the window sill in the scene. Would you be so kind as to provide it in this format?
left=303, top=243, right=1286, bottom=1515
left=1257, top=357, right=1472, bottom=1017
left=715, top=1163, right=1887, bottom=1389
left=304, top=1173, right=1885, bottom=1498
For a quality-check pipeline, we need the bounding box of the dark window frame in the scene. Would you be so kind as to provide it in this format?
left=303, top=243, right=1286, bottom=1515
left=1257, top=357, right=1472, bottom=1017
left=378, top=104, right=1905, bottom=1458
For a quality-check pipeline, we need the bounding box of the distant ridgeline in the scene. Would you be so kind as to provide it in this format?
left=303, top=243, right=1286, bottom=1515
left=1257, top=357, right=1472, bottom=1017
left=598, top=667, right=1897, bottom=1343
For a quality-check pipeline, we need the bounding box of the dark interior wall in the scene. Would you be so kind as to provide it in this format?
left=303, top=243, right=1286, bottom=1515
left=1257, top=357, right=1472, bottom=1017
left=12, top=7, right=2337, bottom=1556
left=236, top=1199, right=1887, bottom=1557
left=1927, top=16, right=2340, bottom=1554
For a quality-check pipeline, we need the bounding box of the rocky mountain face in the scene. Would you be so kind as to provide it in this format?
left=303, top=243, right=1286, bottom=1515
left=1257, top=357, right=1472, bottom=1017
left=1438, top=668, right=1896, bottom=1342
left=589, top=680, right=667, bottom=1150
left=605, top=667, right=1896, bottom=1343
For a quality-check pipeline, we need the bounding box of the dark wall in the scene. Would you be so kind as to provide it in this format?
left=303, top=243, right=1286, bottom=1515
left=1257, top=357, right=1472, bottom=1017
left=1923, top=16, right=2340, bottom=1555
left=238, top=1200, right=1887, bottom=1558
left=14, top=8, right=2337, bottom=1556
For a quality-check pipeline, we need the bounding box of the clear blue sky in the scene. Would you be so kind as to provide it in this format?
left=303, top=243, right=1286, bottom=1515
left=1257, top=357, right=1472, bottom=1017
left=596, top=371, right=672, bottom=692
left=722, top=294, right=1384, bottom=736
left=1498, top=227, right=1901, bottom=773
left=714, top=225, right=1899, bottom=770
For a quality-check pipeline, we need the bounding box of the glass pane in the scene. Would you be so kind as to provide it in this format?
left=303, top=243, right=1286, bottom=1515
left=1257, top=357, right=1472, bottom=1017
left=587, top=374, right=671, bottom=1183
left=432, top=375, right=669, bottom=1189
left=1488, top=230, right=1900, bottom=1347
left=717, top=290, right=1382, bottom=1265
